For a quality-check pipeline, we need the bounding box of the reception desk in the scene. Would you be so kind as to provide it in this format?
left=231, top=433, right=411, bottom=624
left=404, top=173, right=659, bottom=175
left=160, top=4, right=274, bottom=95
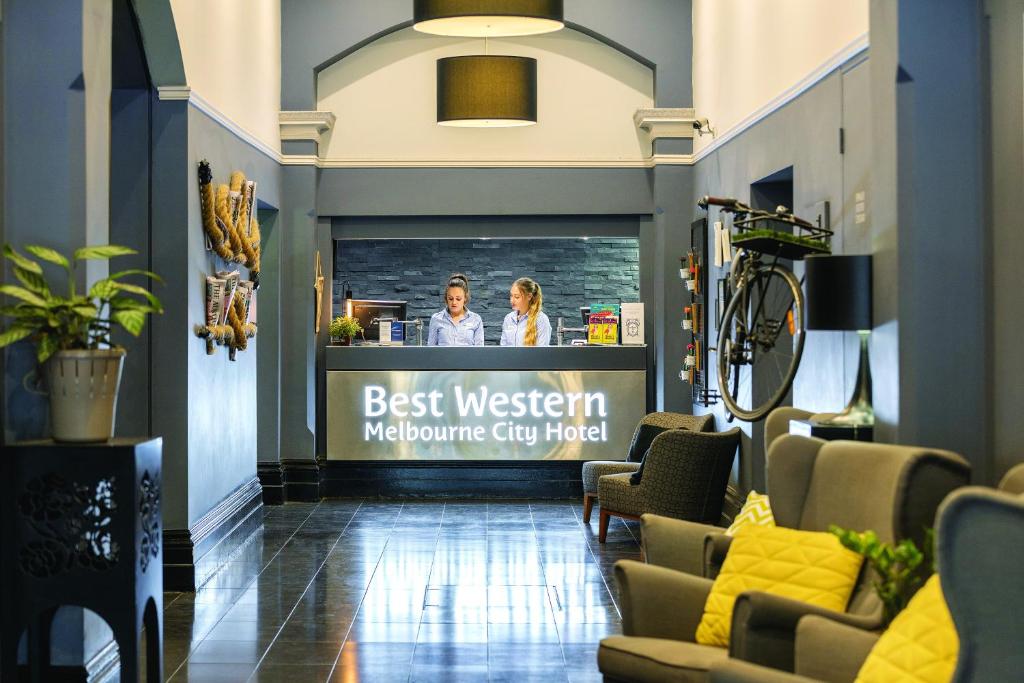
left=326, top=346, right=648, bottom=465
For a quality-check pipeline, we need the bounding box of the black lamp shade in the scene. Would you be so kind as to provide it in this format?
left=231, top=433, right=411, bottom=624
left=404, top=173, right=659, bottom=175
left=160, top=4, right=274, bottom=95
left=414, top=0, right=564, bottom=37
left=804, top=254, right=873, bottom=331
left=437, top=56, right=537, bottom=127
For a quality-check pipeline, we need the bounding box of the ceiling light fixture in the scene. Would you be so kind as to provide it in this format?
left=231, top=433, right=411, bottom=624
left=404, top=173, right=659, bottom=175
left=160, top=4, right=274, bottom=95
left=437, top=55, right=537, bottom=127
left=414, top=0, right=564, bottom=37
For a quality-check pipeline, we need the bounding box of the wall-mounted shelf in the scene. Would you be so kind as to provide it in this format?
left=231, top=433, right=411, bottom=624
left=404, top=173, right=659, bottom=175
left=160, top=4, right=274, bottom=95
left=682, top=217, right=719, bottom=406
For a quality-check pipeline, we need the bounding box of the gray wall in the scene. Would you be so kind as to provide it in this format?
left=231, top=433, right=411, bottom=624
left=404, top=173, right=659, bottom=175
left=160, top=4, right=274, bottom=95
left=986, top=0, right=1024, bottom=482
left=281, top=0, right=692, bottom=110
left=177, top=106, right=281, bottom=525
left=334, top=237, right=641, bottom=345
left=690, top=64, right=859, bottom=491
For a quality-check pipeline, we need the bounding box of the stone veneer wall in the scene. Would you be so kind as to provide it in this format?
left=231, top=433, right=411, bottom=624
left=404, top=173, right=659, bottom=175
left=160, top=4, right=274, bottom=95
left=334, top=238, right=640, bottom=345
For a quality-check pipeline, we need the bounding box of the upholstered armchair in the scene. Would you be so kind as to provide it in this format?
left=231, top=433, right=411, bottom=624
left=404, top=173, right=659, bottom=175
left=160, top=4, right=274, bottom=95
left=708, top=469, right=1024, bottom=683
left=581, top=412, right=715, bottom=524
left=597, top=436, right=970, bottom=682
left=597, top=427, right=741, bottom=543
left=640, top=406, right=824, bottom=577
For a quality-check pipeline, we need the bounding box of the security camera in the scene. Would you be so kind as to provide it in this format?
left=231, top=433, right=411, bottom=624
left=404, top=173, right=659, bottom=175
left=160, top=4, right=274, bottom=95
left=692, top=118, right=714, bottom=137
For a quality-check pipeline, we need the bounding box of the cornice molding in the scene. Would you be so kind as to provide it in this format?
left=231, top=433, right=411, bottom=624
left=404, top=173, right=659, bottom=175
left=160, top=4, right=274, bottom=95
left=156, top=85, right=191, bottom=100
left=279, top=110, right=337, bottom=143
left=634, top=107, right=697, bottom=140
left=282, top=155, right=695, bottom=168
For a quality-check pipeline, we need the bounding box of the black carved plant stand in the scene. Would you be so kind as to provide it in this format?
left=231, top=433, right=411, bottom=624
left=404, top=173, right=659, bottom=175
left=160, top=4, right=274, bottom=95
left=0, top=438, right=163, bottom=683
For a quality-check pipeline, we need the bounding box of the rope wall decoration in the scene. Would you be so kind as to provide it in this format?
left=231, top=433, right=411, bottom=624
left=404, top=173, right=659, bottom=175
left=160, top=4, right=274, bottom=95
left=194, top=160, right=260, bottom=360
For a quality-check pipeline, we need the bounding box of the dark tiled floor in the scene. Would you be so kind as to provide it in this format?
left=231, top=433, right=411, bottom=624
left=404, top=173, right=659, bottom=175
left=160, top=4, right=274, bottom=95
left=161, top=500, right=641, bottom=682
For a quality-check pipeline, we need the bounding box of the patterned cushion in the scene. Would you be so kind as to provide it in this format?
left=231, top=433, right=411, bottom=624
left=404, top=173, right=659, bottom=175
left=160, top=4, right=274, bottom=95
left=627, top=423, right=670, bottom=463
left=854, top=575, right=958, bottom=683
left=582, top=461, right=641, bottom=494
left=695, top=525, right=863, bottom=647
left=725, top=491, right=775, bottom=536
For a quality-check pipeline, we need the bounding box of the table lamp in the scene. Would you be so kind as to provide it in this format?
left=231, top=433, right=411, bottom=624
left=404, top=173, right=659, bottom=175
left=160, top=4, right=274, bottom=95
left=804, top=254, right=873, bottom=426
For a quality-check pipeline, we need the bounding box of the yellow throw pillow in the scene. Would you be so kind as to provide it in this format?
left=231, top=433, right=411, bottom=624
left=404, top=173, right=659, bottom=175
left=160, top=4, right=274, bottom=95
left=695, top=525, right=864, bottom=647
left=855, top=575, right=958, bottom=683
left=726, top=490, right=775, bottom=536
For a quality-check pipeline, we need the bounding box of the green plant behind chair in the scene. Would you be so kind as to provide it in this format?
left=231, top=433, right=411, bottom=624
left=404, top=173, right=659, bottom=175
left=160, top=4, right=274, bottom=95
left=0, top=244, right=163, bottom=364
left=830, top=525, right=935, bottom=626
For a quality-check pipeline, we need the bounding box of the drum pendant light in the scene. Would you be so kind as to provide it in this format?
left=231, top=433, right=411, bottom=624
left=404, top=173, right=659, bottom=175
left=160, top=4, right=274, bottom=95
left=437, top=55, right=537, bottom=127
left=414, top=0, right=564, bottom=37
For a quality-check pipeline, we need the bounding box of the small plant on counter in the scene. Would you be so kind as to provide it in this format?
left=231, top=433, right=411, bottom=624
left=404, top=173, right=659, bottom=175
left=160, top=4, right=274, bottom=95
left=329, top=315, right=363, bottom=344
left=0, top=244, right=163, bottom=360
left=830, top=525, right=935, bottom=626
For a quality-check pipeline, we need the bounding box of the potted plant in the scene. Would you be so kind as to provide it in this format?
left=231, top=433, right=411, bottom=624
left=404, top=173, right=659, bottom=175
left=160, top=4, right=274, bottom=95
left=0, top=244, right=163, bottom=442
left=329, top=315, right=362, bottom=345
left=830, top=525, right=934, bottom=626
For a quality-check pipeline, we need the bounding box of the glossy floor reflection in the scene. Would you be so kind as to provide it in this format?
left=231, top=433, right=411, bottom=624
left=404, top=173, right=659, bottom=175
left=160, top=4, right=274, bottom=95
left=162, top=500, right=641, bottom=682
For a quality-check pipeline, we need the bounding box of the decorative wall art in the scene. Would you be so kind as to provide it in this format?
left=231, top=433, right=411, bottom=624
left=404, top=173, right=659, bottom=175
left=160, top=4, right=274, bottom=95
left=193, top=161, right=260, bottom=360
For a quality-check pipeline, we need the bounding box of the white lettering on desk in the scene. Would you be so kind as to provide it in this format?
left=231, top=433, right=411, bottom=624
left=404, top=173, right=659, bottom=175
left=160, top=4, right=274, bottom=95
left=361, top=385, right=610, bottom=446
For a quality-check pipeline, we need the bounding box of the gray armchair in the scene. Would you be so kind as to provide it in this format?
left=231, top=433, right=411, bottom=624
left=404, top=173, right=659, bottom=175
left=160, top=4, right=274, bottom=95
left=597, top=428, right=741, bottom=543
left=709, top=470, right=1024, bottom=683
left=638, top=406, right=831, bottom=578
left=598, top=436, right=970, bottom=682
left=582, top=412, right=715, bottom=523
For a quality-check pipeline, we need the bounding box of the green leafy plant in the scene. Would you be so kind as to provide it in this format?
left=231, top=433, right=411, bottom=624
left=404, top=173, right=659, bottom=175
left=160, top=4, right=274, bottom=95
left=830, top=525, right=935, bottom=626
left=0, top=244, right=163, bottom=364
left=329, top=315, right=362, bottom=340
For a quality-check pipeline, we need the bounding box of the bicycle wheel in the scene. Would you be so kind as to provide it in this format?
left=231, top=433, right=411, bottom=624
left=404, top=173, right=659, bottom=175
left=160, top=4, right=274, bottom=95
left=716, top=263, right=805, bottom=422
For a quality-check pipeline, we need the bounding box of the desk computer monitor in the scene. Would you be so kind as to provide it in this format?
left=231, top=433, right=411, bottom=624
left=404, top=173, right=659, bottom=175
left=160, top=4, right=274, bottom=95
left=351, top=300, right=407, bottom=342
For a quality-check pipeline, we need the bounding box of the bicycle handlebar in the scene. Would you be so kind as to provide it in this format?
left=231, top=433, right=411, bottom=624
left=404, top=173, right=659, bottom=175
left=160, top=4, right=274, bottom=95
left=698, top=196, right=747, bottom=211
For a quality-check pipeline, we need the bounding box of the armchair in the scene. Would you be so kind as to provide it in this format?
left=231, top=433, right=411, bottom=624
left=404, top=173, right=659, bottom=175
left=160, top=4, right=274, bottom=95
left=597, top=428, right=741, bottom=543
left=639, top=406, right=829, bottom=578
left=582, top=412, right=715, bottom=523
left=598, top=436, right=970, bottom=682
left=709, top=480, right=1024, bottom=682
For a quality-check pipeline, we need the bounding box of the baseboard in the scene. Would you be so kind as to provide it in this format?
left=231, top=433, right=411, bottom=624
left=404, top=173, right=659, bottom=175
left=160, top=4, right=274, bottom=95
left=257, top=462, right=284, bottom=505
left=282, top=458, right=322, bottom=502
left=163, top=477, right=264, bottom=591
left=321, top=461, right=583, bottom=498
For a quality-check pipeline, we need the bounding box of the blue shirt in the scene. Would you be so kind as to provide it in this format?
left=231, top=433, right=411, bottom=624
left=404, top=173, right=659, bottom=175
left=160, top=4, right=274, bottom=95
left=427, top=309, right=484, bottom=346
left=500, top=311, right=551, bottom=347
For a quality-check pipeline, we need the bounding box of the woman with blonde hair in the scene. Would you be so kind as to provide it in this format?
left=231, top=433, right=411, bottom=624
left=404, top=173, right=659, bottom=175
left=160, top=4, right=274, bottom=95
left=427, top=273, right=484, bottom=346
left=500, top=277, right=551, bottom=346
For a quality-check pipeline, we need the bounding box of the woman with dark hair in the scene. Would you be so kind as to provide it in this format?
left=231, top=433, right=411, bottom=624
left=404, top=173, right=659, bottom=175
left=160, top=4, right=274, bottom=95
left=500, top=277, right=551, bottom=347
left=427, top=273, right=484, bottom=346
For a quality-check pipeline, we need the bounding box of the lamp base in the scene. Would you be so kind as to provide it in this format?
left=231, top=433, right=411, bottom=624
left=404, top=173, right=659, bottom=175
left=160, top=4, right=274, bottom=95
left=819, top=331, right=874, bottom=427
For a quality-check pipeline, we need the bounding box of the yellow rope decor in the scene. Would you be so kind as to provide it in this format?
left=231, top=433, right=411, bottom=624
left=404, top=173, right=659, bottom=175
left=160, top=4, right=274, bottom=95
left=198, top=161, right=234, bottom=261
left=194, top=160, right=263, bottom=359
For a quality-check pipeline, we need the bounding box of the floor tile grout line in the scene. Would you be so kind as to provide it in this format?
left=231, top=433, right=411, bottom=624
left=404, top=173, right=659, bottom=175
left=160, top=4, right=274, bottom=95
left=242, top=498, right=365, bottom=683
left=165, top=500, right=326, bottom=682
left=409, top=502, right=446, bottom=683
left=570, top=500, right=626, bottom=621
left=529, top=501, right=571, bottom=680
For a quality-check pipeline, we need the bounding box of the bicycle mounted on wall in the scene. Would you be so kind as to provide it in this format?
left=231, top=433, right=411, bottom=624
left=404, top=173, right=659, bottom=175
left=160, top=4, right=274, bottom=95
left=698, top=196, right=832, bottom=422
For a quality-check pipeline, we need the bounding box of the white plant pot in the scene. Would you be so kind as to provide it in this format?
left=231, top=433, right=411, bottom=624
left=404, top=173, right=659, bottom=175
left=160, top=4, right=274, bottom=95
left=45, top=349, right=126, bottom=442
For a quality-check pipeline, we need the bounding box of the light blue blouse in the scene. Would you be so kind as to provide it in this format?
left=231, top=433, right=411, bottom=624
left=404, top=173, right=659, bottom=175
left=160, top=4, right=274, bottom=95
left=499, top=311, right=551, bottom=347
left=427, top=309, right=485, bottom=346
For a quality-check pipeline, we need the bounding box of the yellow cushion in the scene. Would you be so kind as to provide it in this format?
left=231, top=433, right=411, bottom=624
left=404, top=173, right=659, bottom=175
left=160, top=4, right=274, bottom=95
left=855, top=575, right=958, bottom=683
left=695, top=525, right=864, bottom=647
left=725, top=490, right=775, bottom=536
